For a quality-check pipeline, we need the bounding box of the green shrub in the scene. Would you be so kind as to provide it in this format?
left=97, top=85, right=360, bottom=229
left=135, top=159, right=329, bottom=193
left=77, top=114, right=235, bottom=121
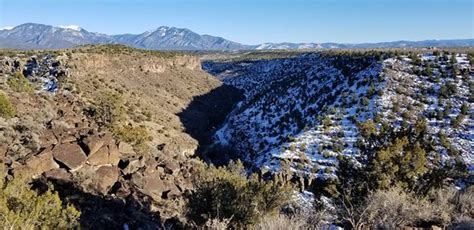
left=361, top=97, right=370, bottom=106
left=322, top=116, right=332, bottom=130
left=460, top=103, right=469, bottom=115
left=357, top=119, right=377, bottom=139
left=91, top=91, right=125, bottom=127
left=114, top=124, right=151, bottom=153
left=439, top=82, right=457, bottom=99
left=411, top=54, right=422, bottom=66
left=0, top=164, right=80, bottom=228
left=187, top=160, right=291, bottom=228
left=0, top=92, right=15, bottom=118
left=451, top=114, right=465, bottom=128
left=438, top=131, right=450, bottom=149
left=7, top=72, right=34, bottom=93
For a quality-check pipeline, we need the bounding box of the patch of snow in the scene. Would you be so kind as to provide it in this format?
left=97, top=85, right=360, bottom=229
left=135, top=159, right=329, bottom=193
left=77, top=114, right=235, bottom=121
left=58, top=25, right=82, bottom=31
left=0, top=26, right=14, bottom=31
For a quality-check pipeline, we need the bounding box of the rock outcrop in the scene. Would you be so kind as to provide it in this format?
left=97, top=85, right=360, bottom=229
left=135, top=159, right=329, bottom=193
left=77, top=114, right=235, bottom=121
left=52, top=143, right=87, bottom=171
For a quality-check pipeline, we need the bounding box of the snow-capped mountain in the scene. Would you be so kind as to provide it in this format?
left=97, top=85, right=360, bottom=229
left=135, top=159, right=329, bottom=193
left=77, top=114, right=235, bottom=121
left=0, top=23, right=110, bottom=49
left=203, top=51, right=473, bottom=177
left=256, top=40, right=474, bottom=50
left=1, top=23, right=473, bottom=50
left=0, top=23, right=249, bottom=50
left=112, top=26, right=250, bottom=50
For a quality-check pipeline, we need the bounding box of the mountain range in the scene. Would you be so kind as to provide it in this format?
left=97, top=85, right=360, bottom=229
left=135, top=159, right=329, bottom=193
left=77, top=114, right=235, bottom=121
left=1, top=23, right=473, bottom=50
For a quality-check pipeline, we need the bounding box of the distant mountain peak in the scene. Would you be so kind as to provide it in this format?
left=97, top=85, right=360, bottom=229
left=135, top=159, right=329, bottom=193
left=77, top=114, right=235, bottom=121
left=58, top=25, right=83, bottom=31
left=0, top=22, right=473, bottom=50
left=157, top=26, right=170, bottom=30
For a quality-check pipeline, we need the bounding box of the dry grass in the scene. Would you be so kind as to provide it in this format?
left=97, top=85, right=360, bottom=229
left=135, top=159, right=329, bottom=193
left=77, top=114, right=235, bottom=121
left=254, top=214, right=308, bottom=230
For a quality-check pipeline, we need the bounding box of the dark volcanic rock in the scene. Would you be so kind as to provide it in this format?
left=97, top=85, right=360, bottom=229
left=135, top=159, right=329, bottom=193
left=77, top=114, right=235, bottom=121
left=14, top=146, right=59, bottom=178
left=43, top=168, right=72, bottom=181
left=52, top=143, right=87, bottom=171
left=93, top=165, right=120, bottom=194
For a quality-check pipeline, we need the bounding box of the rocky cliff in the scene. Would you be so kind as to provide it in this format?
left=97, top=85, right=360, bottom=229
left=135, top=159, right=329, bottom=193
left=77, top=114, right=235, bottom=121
left=0, top=45, right=242, bottom=228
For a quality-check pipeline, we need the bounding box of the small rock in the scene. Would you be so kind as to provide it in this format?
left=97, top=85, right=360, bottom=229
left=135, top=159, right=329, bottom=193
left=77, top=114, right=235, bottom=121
left=52, top=127, right=76, bottom=143
left=118, top=142, right=135, bottom=156
left=122, top=158, right=145, bottom=175
left=143, top=176, right=166, bottom=196
left=61, top=135, right=77, bottom=144
left=164, top=161, right=179, bottom=175
left=174, top=177, right=193, bottom=192
left=131, top=171, right=176, bottom=200
left=114, top=181, right=131, bottom=198
left=83, top=135, right=105, bottom=155
left=39, top=130, right=58, bottom=147
left=163, top=187, right=181, bottom=199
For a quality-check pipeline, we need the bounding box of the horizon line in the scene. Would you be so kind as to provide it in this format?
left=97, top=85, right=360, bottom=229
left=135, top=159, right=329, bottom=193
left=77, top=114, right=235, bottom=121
left=1, top=22, right=474, bottom=46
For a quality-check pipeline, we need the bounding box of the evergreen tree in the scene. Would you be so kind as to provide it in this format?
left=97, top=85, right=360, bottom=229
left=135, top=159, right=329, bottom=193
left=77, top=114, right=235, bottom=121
left=450, top=53, right=457, bottom=64
left=460, top=103, right=469, bottom=115
left=0, top=164, right=80, bottom=228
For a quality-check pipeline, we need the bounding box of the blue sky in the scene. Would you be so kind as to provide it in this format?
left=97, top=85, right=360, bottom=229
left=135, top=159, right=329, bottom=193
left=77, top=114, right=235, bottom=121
left=0, top=0, right=472, bottom=44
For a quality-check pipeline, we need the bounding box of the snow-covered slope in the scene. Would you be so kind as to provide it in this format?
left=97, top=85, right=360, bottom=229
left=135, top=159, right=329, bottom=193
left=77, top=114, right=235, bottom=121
left=254, top=40, right=474, bottom=50
left=203, top=51, right=473, bottom=178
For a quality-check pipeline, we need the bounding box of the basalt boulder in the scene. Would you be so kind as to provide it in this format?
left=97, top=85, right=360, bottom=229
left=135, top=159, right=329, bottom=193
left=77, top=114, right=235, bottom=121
left=52, top=142, right=87, bottom=171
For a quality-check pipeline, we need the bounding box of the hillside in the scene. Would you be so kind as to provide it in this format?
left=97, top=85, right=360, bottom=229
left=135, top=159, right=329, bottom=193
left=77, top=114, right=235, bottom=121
left=0, top=45, right=242, bottom=228
left=0, top=46, right=473, bottom=228
left=203, top=50, right=473, bottom=182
